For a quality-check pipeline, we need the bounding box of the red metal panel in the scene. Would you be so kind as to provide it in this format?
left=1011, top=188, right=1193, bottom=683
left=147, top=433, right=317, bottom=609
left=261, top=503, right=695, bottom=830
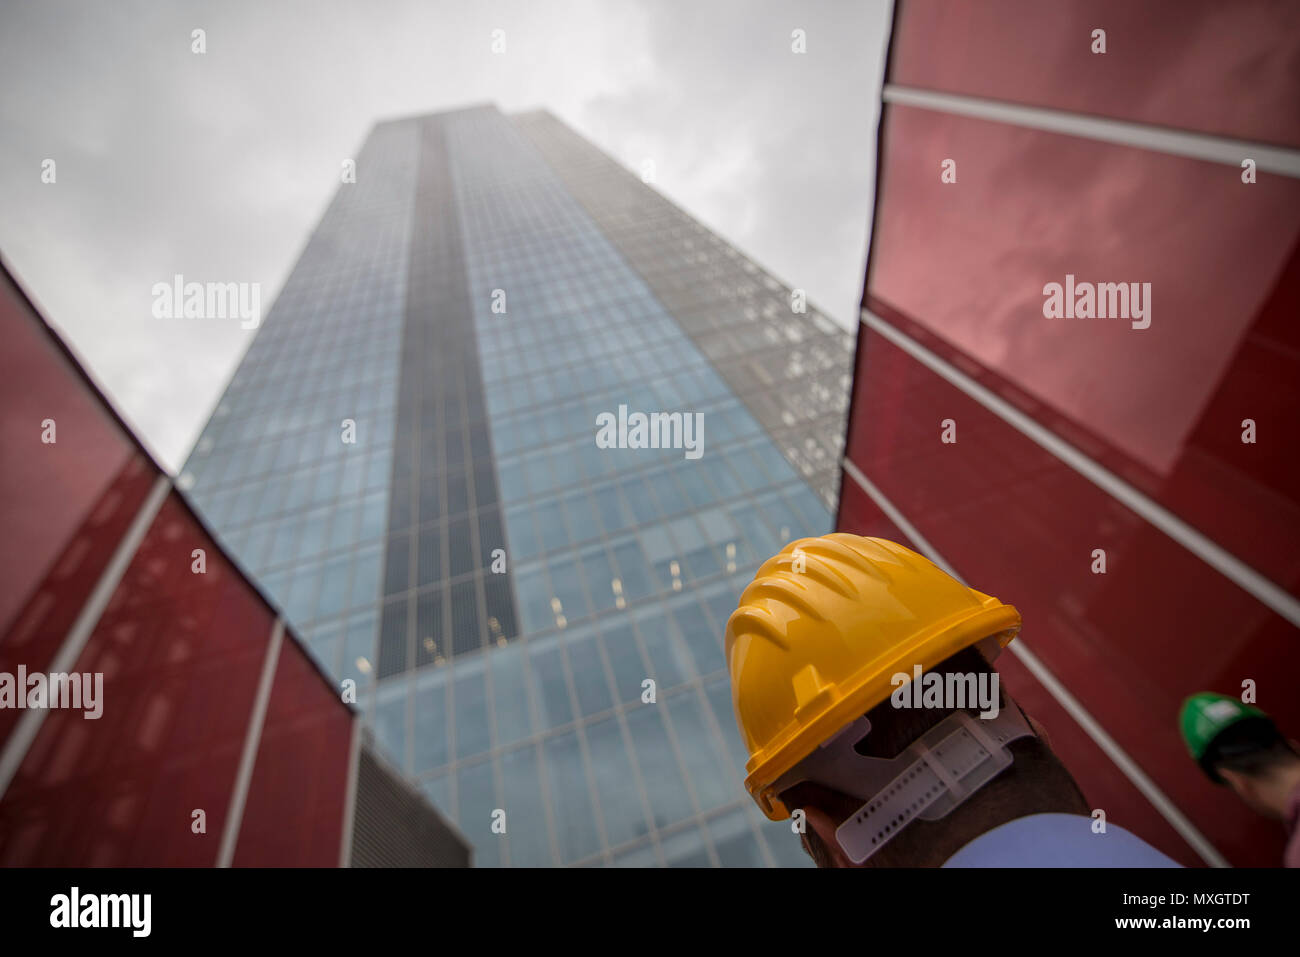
left=852, top=19, right=1300, bottom=864
left=0, top=273, right=157, bottom=746
left=890, top=0, right=1300, bottom=149
left=0, top=264, right=364, bottom=867
left=867, top=103, right=1300, bottom=593
left=231, top=637, right=354, bottom=867
left=0, top=492, right=275, bottom=866
left=835, top=469, right=908, bottom=542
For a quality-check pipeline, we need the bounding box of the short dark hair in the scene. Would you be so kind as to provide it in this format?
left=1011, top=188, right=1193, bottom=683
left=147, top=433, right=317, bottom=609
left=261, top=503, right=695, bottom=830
left=780, top=644, right=1087, bottom=867
left=1206, top=719, right=1299, bottom=781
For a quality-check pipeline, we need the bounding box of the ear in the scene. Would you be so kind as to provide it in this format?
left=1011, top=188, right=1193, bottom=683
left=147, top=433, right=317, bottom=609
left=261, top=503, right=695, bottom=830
left=1022, top=708, right=1052, bottom=749
left=1217, top=768, right=1259, bottom=806
left=1218, top=767, right=1245, bottom=790
left=804, top=805, right=857, bottom=868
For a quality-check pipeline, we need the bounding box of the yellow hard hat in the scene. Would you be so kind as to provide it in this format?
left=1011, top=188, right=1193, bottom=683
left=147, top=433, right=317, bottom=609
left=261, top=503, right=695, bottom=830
left=724, top=534, right=1021, bottom=820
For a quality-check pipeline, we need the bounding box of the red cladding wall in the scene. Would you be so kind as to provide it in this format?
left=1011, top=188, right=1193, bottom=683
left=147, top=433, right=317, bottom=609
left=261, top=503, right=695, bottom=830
left=890, top=0, right=1300, bottom=148
left=232, top=638, right=354, bottom=867
left=866, top=106, right=1300, bottom=583
left=0, top=276, right=158, bottom=746
left=0, top=268, right=357, bottom=866
left=841, top=1, right=1300, bottom=866
left=0, top=493, right=277, bottom=865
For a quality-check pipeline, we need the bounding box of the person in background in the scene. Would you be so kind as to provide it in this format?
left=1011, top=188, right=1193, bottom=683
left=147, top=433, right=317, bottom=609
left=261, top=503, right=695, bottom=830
left=1180, top=693, right=1300, bottom=867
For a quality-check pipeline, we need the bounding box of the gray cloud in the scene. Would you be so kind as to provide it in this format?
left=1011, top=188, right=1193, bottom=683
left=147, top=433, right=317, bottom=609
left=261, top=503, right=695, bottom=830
left=0, top=0, right=889, bottom=471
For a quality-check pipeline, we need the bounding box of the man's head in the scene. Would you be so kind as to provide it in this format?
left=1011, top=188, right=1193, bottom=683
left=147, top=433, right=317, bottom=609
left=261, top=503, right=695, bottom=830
left=725, top=534, right=1086, bottom=867
left=1180, top=692, right=1300, bottom=818
left=780, top=645, right=1088, bottom=867
left=1194, top=708, right=1300, bottom=819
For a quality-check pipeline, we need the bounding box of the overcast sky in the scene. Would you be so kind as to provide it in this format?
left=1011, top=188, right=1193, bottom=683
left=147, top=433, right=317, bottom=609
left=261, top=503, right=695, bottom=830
left=0, top=0, right=890, bottom=472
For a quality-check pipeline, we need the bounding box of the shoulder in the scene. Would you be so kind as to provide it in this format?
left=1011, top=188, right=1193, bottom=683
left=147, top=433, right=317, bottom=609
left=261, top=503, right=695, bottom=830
left=942, top=813, right=1183, bottom=868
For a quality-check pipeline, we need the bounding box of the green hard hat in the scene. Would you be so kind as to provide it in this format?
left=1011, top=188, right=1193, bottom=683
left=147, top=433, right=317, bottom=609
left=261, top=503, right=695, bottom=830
left=1179, top=692, right=1275, bottom=783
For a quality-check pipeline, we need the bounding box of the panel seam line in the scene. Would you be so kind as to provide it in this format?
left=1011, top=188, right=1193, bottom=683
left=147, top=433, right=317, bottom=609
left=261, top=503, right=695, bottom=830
left=216, top=616, right=285, bottom=867
left=882, top=84, right=1300, bottom=177
left=0, top=473, right=172, bottom=802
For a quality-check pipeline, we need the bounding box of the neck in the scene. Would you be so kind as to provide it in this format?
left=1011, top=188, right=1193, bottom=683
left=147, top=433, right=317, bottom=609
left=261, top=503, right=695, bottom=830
left=949, top=748, right=1088, bottom=846
left=1261, top=762, right=1300, bottom=819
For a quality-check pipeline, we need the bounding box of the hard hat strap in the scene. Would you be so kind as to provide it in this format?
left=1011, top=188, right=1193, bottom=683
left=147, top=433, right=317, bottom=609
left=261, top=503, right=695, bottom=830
left=774, top=706, right=1034, bottom=864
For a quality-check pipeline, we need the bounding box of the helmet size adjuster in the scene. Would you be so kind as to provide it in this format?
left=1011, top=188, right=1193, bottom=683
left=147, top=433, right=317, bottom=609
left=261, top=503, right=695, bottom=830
left=771, top=704, right=1035, bottom=864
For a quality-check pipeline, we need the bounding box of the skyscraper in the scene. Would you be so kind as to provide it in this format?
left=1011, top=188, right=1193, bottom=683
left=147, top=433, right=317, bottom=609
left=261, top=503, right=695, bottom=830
left=179, top=105, right=855, bottom=866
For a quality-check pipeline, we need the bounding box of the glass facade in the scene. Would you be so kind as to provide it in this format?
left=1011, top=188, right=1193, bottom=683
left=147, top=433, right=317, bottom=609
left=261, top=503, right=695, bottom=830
left=181, top=105, right=854, bottom=866
left=514, top=110, right=854, bottom=508
left=182, top=120, right=420, bottom=698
